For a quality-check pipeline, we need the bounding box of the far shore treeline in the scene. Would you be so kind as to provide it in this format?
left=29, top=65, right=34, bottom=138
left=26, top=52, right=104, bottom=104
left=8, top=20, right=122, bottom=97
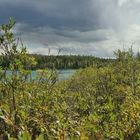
left=1, top=52, right=140, bottom=70
left=0, top=54, right=115, bottom=69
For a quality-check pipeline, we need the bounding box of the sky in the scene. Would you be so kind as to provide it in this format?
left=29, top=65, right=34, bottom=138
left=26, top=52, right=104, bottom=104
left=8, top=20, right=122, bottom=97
left=0, top=0, right=140, bottom=57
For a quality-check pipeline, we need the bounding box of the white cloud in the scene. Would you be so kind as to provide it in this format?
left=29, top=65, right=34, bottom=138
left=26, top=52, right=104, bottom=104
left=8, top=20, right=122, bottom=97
left=118, top=0, right=128, bottom=6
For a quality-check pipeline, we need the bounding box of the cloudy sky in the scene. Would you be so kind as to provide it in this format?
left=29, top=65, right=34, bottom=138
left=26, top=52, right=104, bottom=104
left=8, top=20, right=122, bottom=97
left=0, top=0, right=140, bottom=57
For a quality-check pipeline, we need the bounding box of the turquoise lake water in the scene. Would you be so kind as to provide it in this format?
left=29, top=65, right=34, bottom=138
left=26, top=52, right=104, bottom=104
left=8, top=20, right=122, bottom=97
left=57, top=69, right=76, bottom=80
left=30, top=69, right=76, bottom=80
left=4, top=69, right=76, bottom=81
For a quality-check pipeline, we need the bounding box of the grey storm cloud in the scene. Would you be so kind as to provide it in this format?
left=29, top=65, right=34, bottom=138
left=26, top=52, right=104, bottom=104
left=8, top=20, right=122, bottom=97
left=0, top=0, right=121, bottom=30
left=0, top=0, right=140, bottom=57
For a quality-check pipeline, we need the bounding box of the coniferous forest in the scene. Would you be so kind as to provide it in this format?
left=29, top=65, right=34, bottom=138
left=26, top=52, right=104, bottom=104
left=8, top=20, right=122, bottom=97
left=1, top=19, right=140, bottom=140
left=0, top=54, right=114, bottom=70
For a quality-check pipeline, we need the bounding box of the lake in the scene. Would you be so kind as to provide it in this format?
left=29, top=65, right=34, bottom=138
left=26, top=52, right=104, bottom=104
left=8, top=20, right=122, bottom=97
left=30, top=69, right=76, bottom=81
left=57, top=69, right=76, bottom=80
left=4, top=69, right=76, bottom=81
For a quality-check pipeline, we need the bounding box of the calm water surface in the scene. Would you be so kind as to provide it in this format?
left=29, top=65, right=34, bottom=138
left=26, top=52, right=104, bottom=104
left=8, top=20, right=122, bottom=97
left=57, top=69, right=76, bottom=80
left=5, top=69, right=76, bottom=81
